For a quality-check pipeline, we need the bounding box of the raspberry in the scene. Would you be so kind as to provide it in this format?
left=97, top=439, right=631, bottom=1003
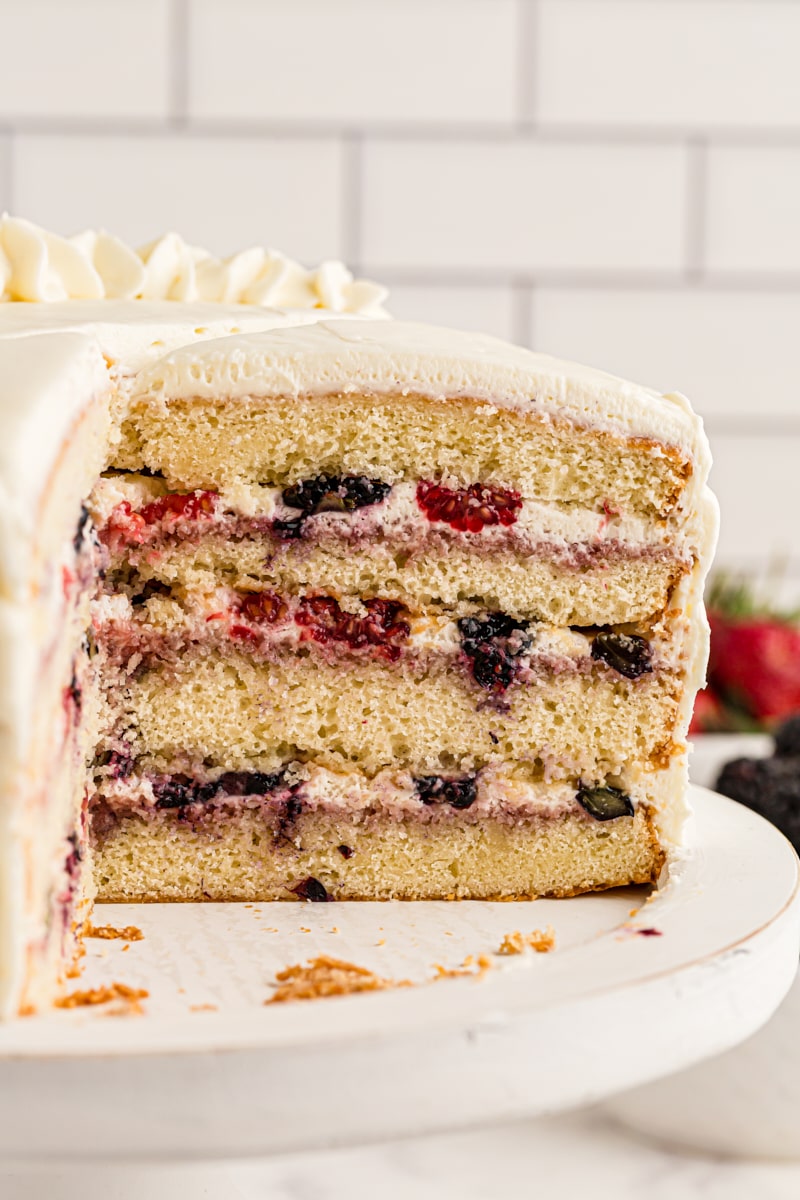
left=139, top=490, right=218, bottom=525
left=414, top=774, right=478, bottom=810
left=295, top=596, right=410, bottom=662
left=416, top=480, right=522, bottom=534
left=457, top=613, right=530, bottom=691
left=235, top=592, right=288, bottom=625
left=101, top=491, right=218, bottom=551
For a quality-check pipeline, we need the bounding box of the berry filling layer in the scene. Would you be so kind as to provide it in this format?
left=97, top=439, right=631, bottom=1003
left=92, top=475, right=691, bottom=569
left=92, top=588, right=674, bottom=685
left=90, top=759, right=641, bottom=828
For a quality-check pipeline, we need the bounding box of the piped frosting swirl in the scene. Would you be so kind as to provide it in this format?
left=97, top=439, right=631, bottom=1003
left=0, top=215, right=387, bottom=314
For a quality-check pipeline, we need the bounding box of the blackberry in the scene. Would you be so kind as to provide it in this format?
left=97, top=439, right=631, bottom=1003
left=774, top=714, right=800, bottom=758
left=458, top=613, right=530, bottom=692
left=291, top=876, right=331, bottom=902
left=216, top=770, right=285, bottom=796
left=153, top=775, right=219, bottom=809
left=282, top=474, right=391, bottom=516
left=576, top=784, right=635, bottom=822
left=591, top=631, right=653, bottom=680
left=272, top=517, right=305, bottom=540
left=414, top=774, right=478, bottom=810
left=716, top=757, right=800, bottom=851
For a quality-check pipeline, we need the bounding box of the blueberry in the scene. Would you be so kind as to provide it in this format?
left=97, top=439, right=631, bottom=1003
left=414, top=774, right=478, bottom=810
left=337, top=844, right=354, bottom=859
left=291, top=876, right=331, bottom=902
left=591, top=632, right=653, bottom=679
left=576, top=785, right=635, bottom=821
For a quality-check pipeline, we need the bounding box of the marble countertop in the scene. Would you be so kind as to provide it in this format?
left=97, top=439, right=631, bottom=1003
left=5, top=1111, right=800, bottom=1200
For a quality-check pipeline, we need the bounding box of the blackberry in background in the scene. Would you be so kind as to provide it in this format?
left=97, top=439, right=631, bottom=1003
left=774, top=713, right=800, bottom=758
left=716, top=757, right=800, bottom=852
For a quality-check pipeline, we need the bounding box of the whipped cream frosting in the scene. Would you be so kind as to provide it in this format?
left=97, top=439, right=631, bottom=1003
left=136, top=319, right=712, bottom=475
left=0, top=216, right=387, bottom=315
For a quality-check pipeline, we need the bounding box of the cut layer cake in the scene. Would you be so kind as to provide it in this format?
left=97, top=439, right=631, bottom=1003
left=0, top=217, right=717, bottom=1015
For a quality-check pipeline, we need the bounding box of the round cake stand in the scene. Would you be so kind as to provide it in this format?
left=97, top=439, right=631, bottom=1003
left=0, top=787, right=798, bottom=1198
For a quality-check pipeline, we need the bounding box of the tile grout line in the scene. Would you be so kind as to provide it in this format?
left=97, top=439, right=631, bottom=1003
left=169, top=0, right=190, bottom=127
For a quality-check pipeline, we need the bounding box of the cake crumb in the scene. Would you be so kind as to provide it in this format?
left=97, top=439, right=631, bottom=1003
left=85, top=923, right=144, bottom=942
left=266, top=955, right=410, bottom=1004
left=496, top=927, right=556, bottom=956
left=190, top=1003, right=218, bottom=1012
left=375, top=938, right=386, bottom=946
left=56, top=981, right=149, bottom=1010
left=433, top=953, right=493, bottom=980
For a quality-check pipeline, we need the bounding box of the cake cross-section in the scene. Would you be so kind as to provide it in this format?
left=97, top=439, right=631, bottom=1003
left=0, top=307, right=717, bottom=1015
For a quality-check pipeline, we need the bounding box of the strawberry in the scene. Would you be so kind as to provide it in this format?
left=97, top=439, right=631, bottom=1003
left=708, top=614, right=800, bottom=722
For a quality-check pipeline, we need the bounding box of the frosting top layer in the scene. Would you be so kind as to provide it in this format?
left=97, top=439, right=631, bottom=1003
left=137, top=318, right=711, bottom=476
left=0, top=216, right=387, bottom=315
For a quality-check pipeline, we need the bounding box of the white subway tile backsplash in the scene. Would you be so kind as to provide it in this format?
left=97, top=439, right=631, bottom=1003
left=711, top=433, right=800, bottom=571
left=0, top=1, right=171, bottom=121
left=706, top=147, right=800, bottom=274
left=188, top=0, right=517, bottom=125
left=387, top=284, right=517, bottom=342
left=362, top=140, right=688, bottom=272
left=537, top=1, right=800, bottom=131
left=11, top=135, right=344, bottom=261
left=532, top=288, right=800, bottom=421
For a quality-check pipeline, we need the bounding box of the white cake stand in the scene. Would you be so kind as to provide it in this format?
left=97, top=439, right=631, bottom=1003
left=0, top=787, right=798, bottom=1195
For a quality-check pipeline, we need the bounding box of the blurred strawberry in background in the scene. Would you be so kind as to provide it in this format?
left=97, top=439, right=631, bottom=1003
left=691, top=576, right=800, bottom=733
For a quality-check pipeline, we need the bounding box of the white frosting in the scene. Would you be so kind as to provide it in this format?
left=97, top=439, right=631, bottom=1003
left=0, top=216, right=387, bottom=315
left=91, top=475, right=688, bottom=558
left=0, top=299, right=371, bottom=373
left=136, top=319, right=711, bottom=473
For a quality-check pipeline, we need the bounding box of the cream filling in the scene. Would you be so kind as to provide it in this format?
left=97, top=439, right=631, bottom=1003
left=91, top=760, right=648, bottom=826
left=91, top=474, right=696, bottom=561
left=91, top=586, right=686, bottom=675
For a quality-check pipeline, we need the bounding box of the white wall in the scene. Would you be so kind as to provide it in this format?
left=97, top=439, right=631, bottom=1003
left=0, top=0, right=798, bottom=591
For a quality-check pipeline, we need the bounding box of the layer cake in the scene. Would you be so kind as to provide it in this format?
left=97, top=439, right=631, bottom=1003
left=0, top=217, right=717, bottom=1015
